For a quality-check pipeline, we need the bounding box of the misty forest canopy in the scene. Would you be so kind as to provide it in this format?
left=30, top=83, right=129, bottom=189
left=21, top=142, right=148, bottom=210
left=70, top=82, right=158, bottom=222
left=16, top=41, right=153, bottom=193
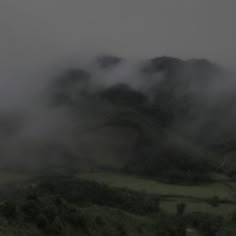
left=1, top=55, right=236, bottom=182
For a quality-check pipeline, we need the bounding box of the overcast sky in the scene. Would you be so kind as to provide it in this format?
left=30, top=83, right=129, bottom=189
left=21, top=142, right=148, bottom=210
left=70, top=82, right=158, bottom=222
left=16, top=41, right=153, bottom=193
left=0, top=0, right=235, bottom=72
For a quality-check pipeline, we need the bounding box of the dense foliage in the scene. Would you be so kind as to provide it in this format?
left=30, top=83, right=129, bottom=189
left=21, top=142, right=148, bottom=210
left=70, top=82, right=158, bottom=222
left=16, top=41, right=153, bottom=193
left=0, top=177, right=231, bottom=235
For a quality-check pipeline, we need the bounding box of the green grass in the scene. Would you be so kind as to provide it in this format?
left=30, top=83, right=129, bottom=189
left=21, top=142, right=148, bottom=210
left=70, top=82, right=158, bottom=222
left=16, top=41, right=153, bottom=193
left=78, top=172, right=235, bottom=200
left=161, top=201, right=236, bottom=216
left=78, top=171, right=236, bottom=217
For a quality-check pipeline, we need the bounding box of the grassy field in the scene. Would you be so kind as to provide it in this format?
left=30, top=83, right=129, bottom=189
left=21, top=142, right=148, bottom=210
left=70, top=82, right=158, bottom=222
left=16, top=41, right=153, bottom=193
left=78, top=171, right=236, bottom=216
left=161, top=201, right=236, bottom=215
left=78, top=172, right=235, bottom=200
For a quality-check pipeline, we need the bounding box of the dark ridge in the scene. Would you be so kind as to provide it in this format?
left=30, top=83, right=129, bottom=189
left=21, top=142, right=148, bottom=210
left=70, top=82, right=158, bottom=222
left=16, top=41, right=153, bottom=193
left=141, top=56, right=185, bottom=74
left=187, top=58, right=219, bottom=70
left=96, top=54, right=123, bottom=69
left=99, top=83, right=147, bottom=106
left=186, top=58, right=223, bottom=79
left=51, top=68, right=91, bottom=105
left=56, top=68, right=91, bottom=86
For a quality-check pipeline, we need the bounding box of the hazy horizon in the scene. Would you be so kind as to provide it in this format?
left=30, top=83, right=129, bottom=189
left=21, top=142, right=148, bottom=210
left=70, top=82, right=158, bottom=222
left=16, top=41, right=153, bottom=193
left=0, top=0, right=235, bottom=70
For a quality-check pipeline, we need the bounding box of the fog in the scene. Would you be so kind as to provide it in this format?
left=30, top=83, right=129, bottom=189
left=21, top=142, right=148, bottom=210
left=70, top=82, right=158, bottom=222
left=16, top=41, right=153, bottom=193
left=1, top=1, right=236, bottom=66
left=0, top=0, right=235, bottom=171
left=0, top=0, right=235, bottom=108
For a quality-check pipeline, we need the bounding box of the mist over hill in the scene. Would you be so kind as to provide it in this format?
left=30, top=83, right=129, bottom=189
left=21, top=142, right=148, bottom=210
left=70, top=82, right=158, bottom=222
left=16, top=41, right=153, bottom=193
left=0, top=55, right=236, bottom=180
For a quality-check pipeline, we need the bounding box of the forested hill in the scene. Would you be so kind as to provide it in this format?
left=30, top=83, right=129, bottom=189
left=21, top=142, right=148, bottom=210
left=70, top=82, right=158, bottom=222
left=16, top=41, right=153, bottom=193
left=42, top=55, right=236, bottom=181
left=0, top=55, right=235, bottom=181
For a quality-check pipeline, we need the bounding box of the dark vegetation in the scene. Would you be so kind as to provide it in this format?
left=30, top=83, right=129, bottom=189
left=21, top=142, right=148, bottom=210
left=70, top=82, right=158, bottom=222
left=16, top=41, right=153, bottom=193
left=0, top=177, right=230, bottom=235
left=38, top=176, right=161, bottom=215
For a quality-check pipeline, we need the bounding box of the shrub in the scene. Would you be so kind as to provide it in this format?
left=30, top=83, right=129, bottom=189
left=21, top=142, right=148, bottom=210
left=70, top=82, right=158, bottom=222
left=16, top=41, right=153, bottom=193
left=176, top=202, right=186, bottom=216
left=36, top=214, right=49, bottom=229
left=208, top=196, right=220, bottom=207
left=0, top=201, right=17, bottom=219
left=21, top=200, right=40, bottom=220
left=48, top=216, right=64, bottom=234
left=231, top=210, right=236, bottom=223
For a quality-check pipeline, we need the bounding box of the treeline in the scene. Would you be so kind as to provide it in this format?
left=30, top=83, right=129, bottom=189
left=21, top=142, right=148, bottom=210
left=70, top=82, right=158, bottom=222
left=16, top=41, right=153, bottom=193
left=0, top=177, right=232, bottom=235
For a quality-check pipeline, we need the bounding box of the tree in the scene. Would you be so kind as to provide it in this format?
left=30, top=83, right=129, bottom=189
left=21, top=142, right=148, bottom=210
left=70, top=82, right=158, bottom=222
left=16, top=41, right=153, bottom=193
left=176, top=203, right=186, bottom=216
left=208, top=196, right=220, bottom=207
left=232, top=210, right=236, bottom=224
left=0, top=201, right=17, bottom=219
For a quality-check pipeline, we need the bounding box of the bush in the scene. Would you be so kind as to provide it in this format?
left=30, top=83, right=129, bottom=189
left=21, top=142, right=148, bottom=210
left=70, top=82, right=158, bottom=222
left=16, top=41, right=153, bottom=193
left=48, top=216, right=64, bottom=234
left=176, top=202, right=186, bottom=216
left=0, top=201, right=17, bottom=219
left=36, top=214, right=49, bottom=229
left=208, top=196, right=220, bottom=207
left=231, top=210, right=236, bottom=224
left=66, top=208, right=84, bottom=227
left=186, top=212, right=223, bottom=236
left=21, top=200, right=40, bottom=220
left=42, top=205, right=58, bottom=222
